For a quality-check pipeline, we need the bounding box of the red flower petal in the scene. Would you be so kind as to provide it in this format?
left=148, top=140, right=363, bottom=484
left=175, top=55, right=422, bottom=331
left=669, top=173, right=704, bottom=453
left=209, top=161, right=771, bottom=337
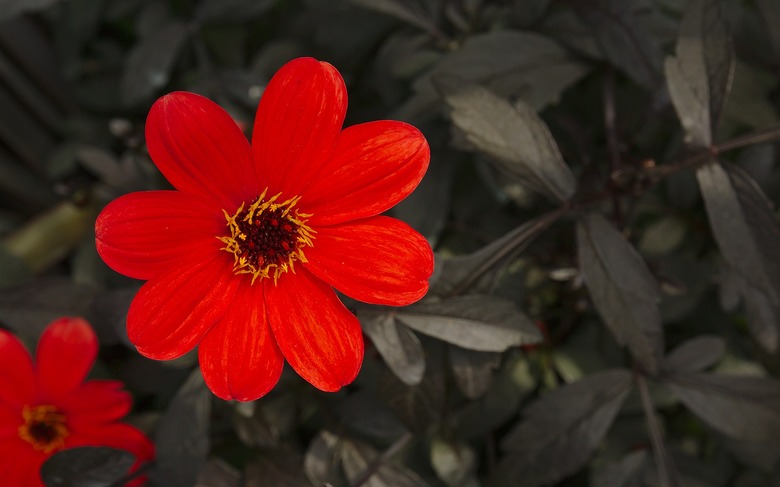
left=66, top=422, right=155, bottom=481
left=36, top=318, right=97, bottom=402
left=95, top=190, right=223, bottom=281
left=305, top=216, right=433, bottom=306
left=265, top=268, right=363, bottom=392
left=146, top=91, right=258, bottom=208
left=127, top=254, right=240, bottom=360
left=252, top=57, right=347, bottom=197
left=0, top=406, right=20, bottom=438
left=60, top=381, right=131, bottom=427
left=0, top=329, right=34, bottom=409
left=0, top=437, right=45, bottom=487
left=199, top=280, right=284, bottom=401
left=304, top=121, right=430, bottom=226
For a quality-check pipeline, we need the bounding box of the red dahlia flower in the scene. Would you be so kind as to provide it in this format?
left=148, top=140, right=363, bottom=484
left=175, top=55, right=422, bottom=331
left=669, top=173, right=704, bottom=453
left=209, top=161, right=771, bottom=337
left=95, top=57, right=434, bottom=401
left=0, top=318, right=154, bottom=486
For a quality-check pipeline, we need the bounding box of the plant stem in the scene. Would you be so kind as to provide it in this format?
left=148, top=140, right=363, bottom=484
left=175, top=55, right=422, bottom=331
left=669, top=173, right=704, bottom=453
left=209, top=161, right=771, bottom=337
left=636, top=372, right=678, bottom=487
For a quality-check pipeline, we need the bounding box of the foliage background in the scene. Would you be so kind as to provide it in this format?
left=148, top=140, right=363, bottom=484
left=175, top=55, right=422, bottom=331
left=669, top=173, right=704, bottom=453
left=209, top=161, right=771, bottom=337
left=1, top=0, right=780, bottom=485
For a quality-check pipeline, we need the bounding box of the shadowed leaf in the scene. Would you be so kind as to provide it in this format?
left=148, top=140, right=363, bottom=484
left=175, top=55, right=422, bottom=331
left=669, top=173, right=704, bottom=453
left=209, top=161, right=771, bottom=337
left=395, top=295, right=541, bottom=352
left=437, top=77, right=576, bottom=202
left=449, top=345, right=500, bottom=399
left=195, top=0, right=275, bottom=22
left=664, top=0, right=734, bottom=147
left=664, top=335, right=725, bottom=373
left=360, top=311, right=426, bottom=386
left=41, top=447, right=136, bottom=487
left=665, top=372, right=780, bottom=443
left=492, top=369, right=633, bottom=487
left=304, top=431, right=347, bottom=487
left=121, top=21, right=189, bottom=106
left=341, top=438, right=430, bottom=487
left=577, top=213, right=663, bottom=373
left=149, top=368, right=211, bottom=487
left=244, top=447, right=308, bottom=487
left=590, top=450, right=649, bottom=487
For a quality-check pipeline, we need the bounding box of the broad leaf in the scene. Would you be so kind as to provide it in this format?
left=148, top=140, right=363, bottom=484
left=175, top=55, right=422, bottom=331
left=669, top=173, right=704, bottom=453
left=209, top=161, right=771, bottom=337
left=304, top=431, right=347, bottom=487
left=379, top=351, right=446, bottom=434
left=195, top=0, right=275, bottom=22
left=577, top=213, right=663, bottom=373
left=244, top=448, right=308, bottom=487
left=360, top=311, right=425, bottom=386
left=149, top=368, right=211, bottom=487
left=430, top=437, right=477, bottom=487
left=395, top=295, right=541, bottom=352
left=664, top=335, right=725, bottom=373
left=437, top=77, right=576, bottom=202
left=590, top=450, right=649, bottom=487
left=664, top=0, right=734, bottom=147
left=665, top=372, right=780, bottom=443
left=41, top=447, right=136, bottom=487
left=449, top=345, right=500, bottom=399
left=697, top=162, right=779, bottom=299
left=492, top=369, right=633, bottom=486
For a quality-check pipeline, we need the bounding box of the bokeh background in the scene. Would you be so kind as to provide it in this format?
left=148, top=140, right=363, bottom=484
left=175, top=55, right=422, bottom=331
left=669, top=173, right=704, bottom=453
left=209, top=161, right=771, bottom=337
left=1, top=0, right=780, bottom=486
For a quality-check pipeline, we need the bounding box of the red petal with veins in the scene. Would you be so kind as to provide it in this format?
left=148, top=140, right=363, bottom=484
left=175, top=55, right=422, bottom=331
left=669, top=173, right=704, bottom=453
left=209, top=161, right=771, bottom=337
left=128, top=253, right=240, bottom=360
left=304, top=121, right=430, bottom=226
left=199, top=280, right=284, bottom=401
left=0, top=330, right=34, bottom=409
left=36, top=318, right=97, bottom=402
left=0, top=437, right=45, bottom=487
left=252, top=57, right=346, bottom=197
left=305, top=216, right=433, bottom=305
left=95, top=190, right=222, bottom=280
left=265, top=268, right=363, bottom=391
left=146, top=91, right=258, bottom=208
left=61, top=381, right=131, bottom=428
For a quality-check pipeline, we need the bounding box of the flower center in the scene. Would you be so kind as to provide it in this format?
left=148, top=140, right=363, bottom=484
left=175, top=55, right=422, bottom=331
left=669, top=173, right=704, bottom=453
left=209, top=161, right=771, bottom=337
left=18, top=405, right=69, bottom=453
left=218, top=189, right=315, bottom=284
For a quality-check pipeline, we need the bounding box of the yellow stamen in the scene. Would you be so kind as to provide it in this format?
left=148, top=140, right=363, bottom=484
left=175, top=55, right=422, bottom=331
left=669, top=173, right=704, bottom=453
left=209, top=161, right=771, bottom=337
left=18, top=405, right=69, bottom=453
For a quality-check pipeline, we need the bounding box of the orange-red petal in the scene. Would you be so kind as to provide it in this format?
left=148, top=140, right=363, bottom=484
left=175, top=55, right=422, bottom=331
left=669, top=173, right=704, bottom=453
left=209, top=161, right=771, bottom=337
left=0, top=329, right=34, bottom=409
left=304, top=121, right=430, bottom=226
left=0, top=406, right=19, bottom=438
left=95, top=190, right=222, bottom=281
left=0, top=437, right=45, bottom=487
left=60, top=381, right=131, bottom=427
left=35, top=318, right=97, bottom=402
left=252, top=57, right=347, bottom=197
left=127, top=253, right=240, bottom=361
left=264, top=268, right=363, bottom=392
left=305, top=216, right=433, bottom=306
left=199, top=280, right=284, bottom=401
left=146, top=91, right=258, bottom=208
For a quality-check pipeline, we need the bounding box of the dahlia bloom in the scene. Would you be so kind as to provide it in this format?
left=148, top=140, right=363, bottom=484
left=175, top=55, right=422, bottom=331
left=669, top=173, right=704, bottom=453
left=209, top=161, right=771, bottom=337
left=0, top=317, right=154, bottom=486
left=95, top=57, right=434, bottom=401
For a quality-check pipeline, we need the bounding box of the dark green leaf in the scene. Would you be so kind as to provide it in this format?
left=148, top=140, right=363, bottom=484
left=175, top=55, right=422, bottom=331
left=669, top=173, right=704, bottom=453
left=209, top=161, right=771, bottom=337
left=577, top=213, right=664, bottom=373
left=350, top=0, right=440, bottom=35
left=149, top=368, right=210, bottom=487
left=579, top=0, right=664, bottom=90
left=664, top=335, right=725, bottom=372
left=395, top=295, right=541, bottom=352
left=304, top=431, right=347, bottom=487
left=244, top=447, right=308, bottom=487
left=590, top=450, right=649, bottom=487
left=698, top=161, right=780, bottom=310
left=720, top=263, right=780, bottom=352
left=360, top=311, right=425, bottom=386
left=41, top=447, right=136, bottom=487
left=120, top=21, right=189, bottom=106
left=493, top=369, right=633, bottom=487
left=664, top=0, right=734, bottom=147
left=448, top=345, right=500, bottom=399
left=430, top=437, right=477, bottom=487
left=665, top=372, right=780, bottom=442
left=195, top=459, right=240, bottom=487
left=432, top=210, right=563, bottom=296
left=437, top=77, right=576, bottom=202
left=195, top=0, right=275, bottom=23
left=341, top=437, right=430, bottom=487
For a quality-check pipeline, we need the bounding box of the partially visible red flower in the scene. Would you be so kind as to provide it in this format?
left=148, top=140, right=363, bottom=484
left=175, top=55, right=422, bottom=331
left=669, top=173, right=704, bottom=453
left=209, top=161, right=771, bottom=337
left=95, top=57, right=434, bottom=401
left=0, top=317, right=154, bottom=486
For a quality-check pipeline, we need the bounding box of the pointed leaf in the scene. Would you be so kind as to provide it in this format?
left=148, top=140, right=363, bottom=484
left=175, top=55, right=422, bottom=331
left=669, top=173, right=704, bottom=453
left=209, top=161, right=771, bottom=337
left=41, top=447, right=136, bottom=487
left=304, top=431, right=347, bottom=487
left=577, top=213, right=663, bottom=373
left=493, top=369, right=633, bottom=487
left=697, top=161, right=780, bottom=316
left=436, top=77, right=576, bottom=202
left=590, top=450, right=649, bottom=487
left=341, top=438, right=429, bottom=487
left=665, top=372, right=780, bottom=442
left=449, top=345, right=500, bottom=399
left=360, top=311, right=425, bottom=386
left=664, top=0, right=734, bottom=147
left=664, top=335, right=725, bottom=373
left=395, top=295, right=542, bottom=352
